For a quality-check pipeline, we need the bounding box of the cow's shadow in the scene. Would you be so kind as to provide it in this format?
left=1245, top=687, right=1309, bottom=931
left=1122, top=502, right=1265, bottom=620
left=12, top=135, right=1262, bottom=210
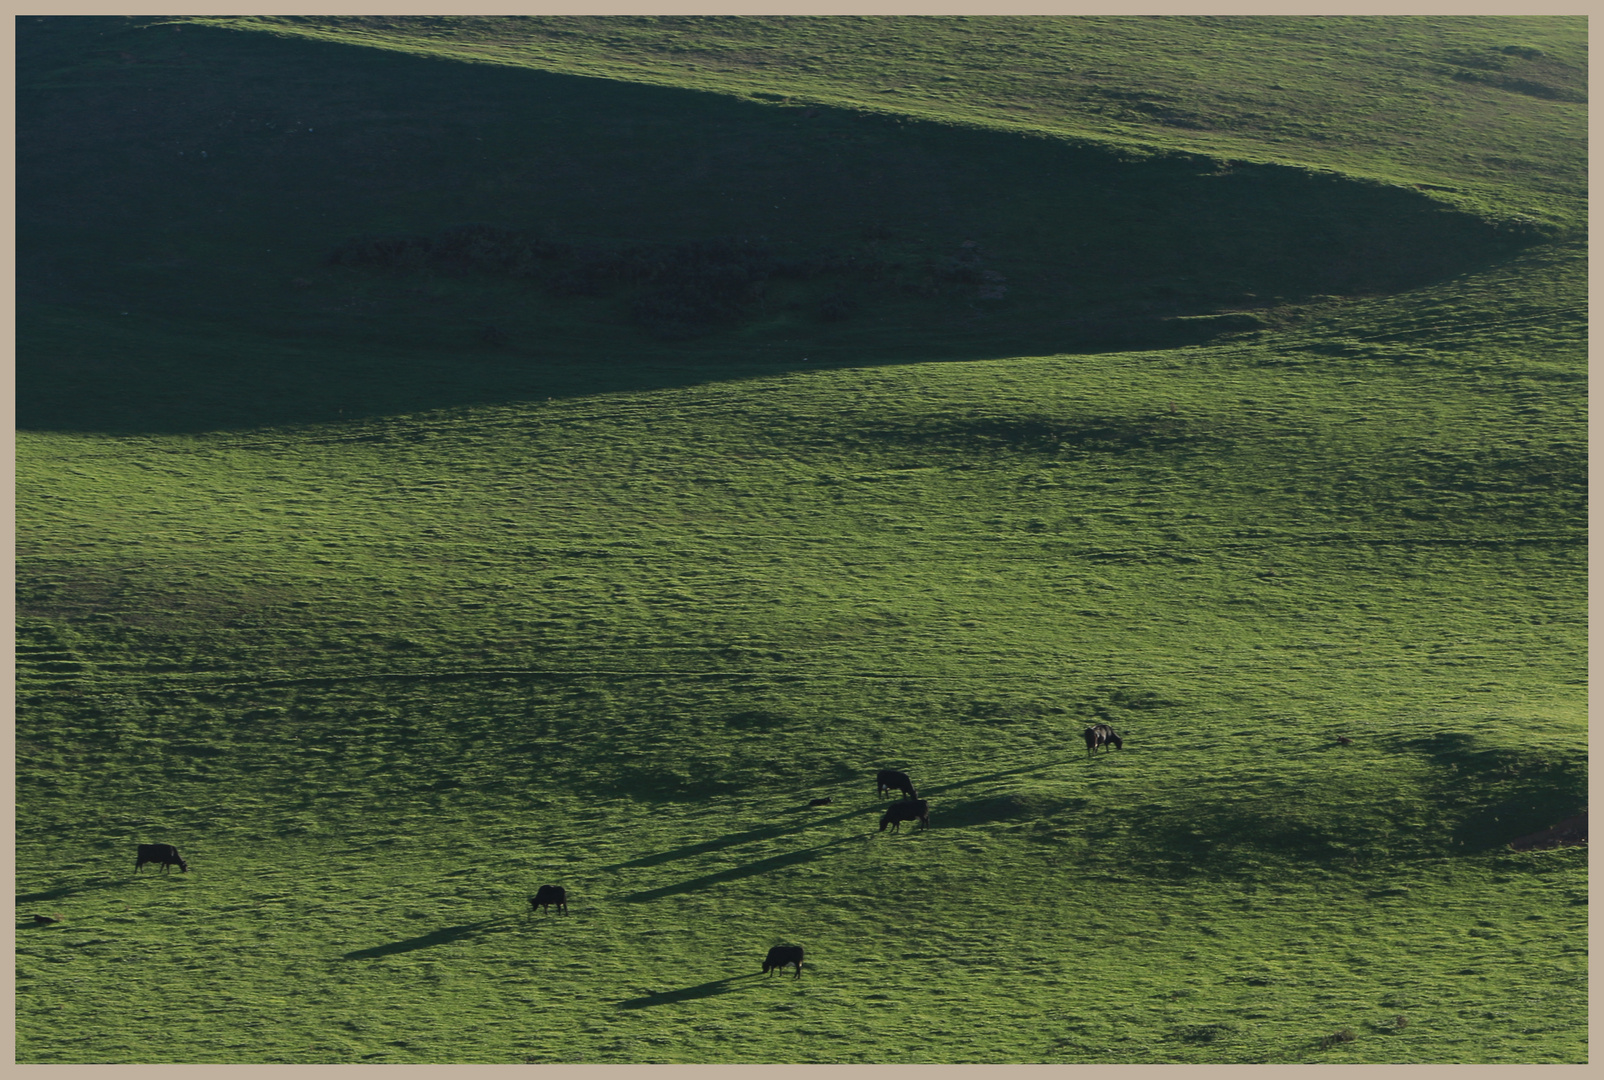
left=616, top=973, right=760, bottom=1010
left=622, top=835, right=857, bottom=903
left=342, top=918, right=506, bottom=960
left=602, top=806, right=871, bottom=872
left=609, top=762, right=1074, bottom=874
left=16, top=880, right=122, bottom=905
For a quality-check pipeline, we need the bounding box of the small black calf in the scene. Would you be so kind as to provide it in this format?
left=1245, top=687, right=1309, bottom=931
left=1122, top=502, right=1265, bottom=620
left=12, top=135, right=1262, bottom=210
left=879, top=798, right=930, bottom=833
left=808, top=797, right=833, bottom=807
left=136, top=843, right=188, bottom=874
left=530, top=885, right=568, bottom=915
left=876, top=769, right=918, bottom=800
left=763, top=944, right=804, bottom=979
left=1083, top=724, right=1122, bottom=756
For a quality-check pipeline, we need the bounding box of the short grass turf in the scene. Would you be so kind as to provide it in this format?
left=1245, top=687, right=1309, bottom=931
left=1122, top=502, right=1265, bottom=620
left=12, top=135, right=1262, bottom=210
left=14, top=15, right=1586, bottom=1064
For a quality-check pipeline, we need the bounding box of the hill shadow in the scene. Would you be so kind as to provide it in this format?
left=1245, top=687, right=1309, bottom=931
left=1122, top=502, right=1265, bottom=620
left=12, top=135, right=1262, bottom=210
left=17, top=17, right=1549, bottom=435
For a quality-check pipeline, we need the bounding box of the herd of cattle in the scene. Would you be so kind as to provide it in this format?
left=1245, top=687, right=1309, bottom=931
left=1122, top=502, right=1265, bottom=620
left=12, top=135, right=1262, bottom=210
left=116, top=725, right=1125, bottom=979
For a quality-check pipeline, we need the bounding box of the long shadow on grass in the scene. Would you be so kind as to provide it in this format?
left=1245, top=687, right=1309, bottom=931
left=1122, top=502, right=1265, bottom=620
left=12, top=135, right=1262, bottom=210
left=603, top=807, right=871, bottom=871
left=616, top=973, right=762, bottom=1010
left=623, top=837, right=857, bottom=903
left=343, top=918, right=504, bottom=960
left=608, top=761, right=1076, bottom=872
left=16, top=881, right=123, bottom=905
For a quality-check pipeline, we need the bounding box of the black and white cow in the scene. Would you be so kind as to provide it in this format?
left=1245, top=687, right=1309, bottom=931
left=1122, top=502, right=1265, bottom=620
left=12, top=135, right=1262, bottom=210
left=1083, top=724, right=1123, bottom=757
left=876, top=769, right=918, bottom=800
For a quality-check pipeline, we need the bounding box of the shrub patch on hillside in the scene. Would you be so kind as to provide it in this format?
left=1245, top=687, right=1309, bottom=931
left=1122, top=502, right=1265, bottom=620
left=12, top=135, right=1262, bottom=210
left=327, top=225, right=893, bottom=340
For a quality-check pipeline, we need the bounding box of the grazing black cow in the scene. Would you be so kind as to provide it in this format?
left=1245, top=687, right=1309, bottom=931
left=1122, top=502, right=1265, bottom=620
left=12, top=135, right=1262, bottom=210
left=763, top=944, right=805, bottom=979
left=136, top=843, right=188, bottom=874
left=808, top=797, right=833, bottom=807
left=1083, top=724, right=1122, bottom=757
left=879, top=798, right=930, bottom=833
left=529, top=885, right=568, bottom=915
left=33, top=914, right=60, bottom=925
left=876, top=769, right=918, bottom=800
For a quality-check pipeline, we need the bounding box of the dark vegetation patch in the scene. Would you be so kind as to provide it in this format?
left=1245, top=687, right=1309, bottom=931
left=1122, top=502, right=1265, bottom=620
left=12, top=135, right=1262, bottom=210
left=1173, top=1022, right=1239, bottom=1046
left=1128, top=733, right=1587, bottom=876
left=940, top=792, right=1087, bottom=828
left=1439, top=44, right=1587, bottom=103
left=1508, top=813, right=1586, bottom=851
left=1406, top=732, right=1588, bottom=852
left=327, top=226, right=885, bottom=340
left=1414, top=443, right=1586, bottom=500
left=1317, top=1028, right=1358, bottom=1051
left=1136, top=800, right=1369, bottom=873
left=850, top=413, right=1205, bottom=458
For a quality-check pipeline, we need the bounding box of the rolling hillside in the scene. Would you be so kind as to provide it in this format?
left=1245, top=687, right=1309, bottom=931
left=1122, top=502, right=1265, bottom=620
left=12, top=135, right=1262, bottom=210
left=15, top=16, right=1586, bottom=1063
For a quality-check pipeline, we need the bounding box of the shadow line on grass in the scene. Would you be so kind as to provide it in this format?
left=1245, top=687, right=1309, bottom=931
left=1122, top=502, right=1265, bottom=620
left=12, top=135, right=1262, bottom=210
left=623, top=836, right=856, bottom=903
left=616, top=973, right=761, bottom=1010
left=602, top=806, right=875, bottom=871
left=16, top=880, right=123, bottom=905
left=343, top=919, right=503, bottom=960
left=605, top=762, right=1076, bottom=875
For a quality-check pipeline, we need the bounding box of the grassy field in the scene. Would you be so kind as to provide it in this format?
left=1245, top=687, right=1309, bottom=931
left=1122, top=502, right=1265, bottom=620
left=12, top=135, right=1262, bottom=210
left=15, top=15, right=1586, bottom=1063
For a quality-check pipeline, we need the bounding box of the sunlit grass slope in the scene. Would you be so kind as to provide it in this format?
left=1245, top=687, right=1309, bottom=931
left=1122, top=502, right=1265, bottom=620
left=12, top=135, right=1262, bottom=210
left=15, top=15, right=1585, bottom=1064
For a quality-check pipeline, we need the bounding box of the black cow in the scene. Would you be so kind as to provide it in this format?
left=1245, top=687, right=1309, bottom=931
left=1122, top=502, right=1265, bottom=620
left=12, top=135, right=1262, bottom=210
left=1083, top=724, right=1122, bottom=757
left=808, top=797, right=833, bottom=807
left=763, top=944, right=804, bottom=979
left=529, top=885, right=568, bottom=915
left=879, top=798, right=930, bottom=833
left=136, top=844, right=188, bottom=874
left=876, top=769, right=918, bottom=800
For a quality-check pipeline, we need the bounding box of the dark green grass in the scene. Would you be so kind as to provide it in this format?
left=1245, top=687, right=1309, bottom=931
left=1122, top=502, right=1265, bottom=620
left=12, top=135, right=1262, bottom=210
left=17, top=16, right=1558, bottom=432
left=15, top=15, right=1585, bottom=1064
left=191, top=15, right=1588, bottom=224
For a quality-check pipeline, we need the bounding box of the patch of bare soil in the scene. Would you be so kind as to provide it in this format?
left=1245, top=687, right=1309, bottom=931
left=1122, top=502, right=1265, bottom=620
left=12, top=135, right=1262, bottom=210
left=1508, top=812, right=1586, bottom=851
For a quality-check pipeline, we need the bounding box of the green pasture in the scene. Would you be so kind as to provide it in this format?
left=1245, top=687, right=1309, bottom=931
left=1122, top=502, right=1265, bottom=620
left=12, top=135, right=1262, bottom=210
left=15, top=15, right=1586, bottom=1063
